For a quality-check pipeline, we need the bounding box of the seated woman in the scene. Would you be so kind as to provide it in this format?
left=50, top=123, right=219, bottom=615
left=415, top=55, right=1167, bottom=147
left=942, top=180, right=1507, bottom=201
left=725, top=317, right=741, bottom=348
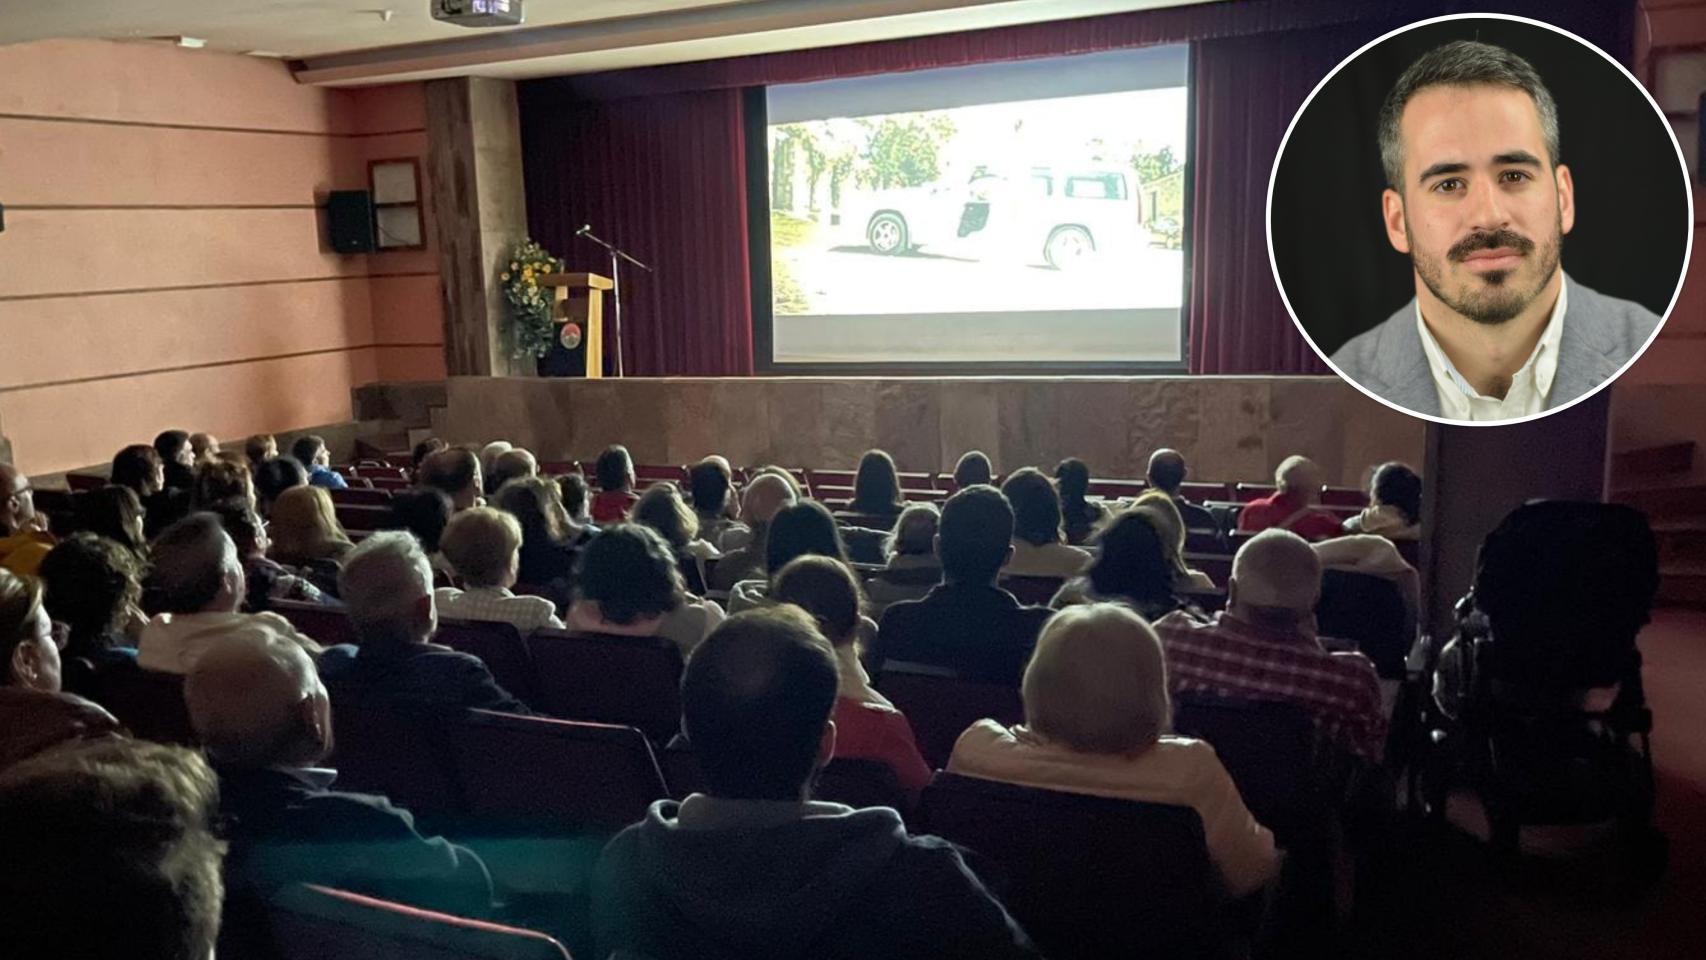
left=266, top=485, right=354, bottom=596
left=1343, top=462, right=1421, bottom=541
left=1051, top=509, right=1202, bottom=622
left=37, top=533, right=147, bottom=670
left=727, top=500, right=850, bottom=614
left=212, top=505, right=330, bottom=612
left=492, top=476, right=585, bottom=607
left=840, top=449, right=906, bottom=527
left=590, top=445, right=640, bottom=524
left=565, top=524, right=725, bottom=658
left=435, top=507, right=565, bottom=635
left=631, top=482, right=719, bottom=597
left=948, top=603, right=1279, bottom=898
left=383, top=486, right=455, bottom=583
left=1132, top=492, right=1217, bottom=593
left=190, top=458, right=256, bottom=512
left=866, top=503, right=942, bottom=614
left=0, top=567, right=123, bottom=771
left=772, top=555, right=932, bottom=804
left=1000, top=468, right=1092, bottom=578
left=74, top=485, right=149, bottom=564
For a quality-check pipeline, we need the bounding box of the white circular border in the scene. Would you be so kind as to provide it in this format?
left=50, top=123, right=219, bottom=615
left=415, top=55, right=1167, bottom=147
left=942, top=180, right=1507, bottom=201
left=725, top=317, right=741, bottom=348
left=1266, top=12, right=1696, bottom=428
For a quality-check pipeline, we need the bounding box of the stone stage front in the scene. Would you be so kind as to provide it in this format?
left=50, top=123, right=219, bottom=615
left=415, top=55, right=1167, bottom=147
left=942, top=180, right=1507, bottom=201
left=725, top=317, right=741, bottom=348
left=437, top=375, right=1426, bottom=487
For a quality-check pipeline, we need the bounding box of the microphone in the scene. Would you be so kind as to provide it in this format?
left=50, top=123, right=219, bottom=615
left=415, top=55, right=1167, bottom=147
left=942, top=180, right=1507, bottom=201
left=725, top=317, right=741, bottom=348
left=575, top=223, right=591, bottom=237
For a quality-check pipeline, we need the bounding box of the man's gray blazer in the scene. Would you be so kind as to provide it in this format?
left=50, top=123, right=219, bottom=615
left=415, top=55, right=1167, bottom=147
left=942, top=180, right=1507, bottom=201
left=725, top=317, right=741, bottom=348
left=1328, top=274, right=1661, bottom=419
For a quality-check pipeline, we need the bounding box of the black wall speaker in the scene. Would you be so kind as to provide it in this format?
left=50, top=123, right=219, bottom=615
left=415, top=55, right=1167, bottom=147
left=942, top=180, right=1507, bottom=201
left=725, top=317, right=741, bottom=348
left=327, top=190, right=375, bottom=253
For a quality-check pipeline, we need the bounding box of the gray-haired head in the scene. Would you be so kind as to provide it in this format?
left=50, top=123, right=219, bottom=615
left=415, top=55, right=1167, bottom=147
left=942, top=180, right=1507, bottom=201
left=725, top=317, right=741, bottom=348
left=337, top=530, right=436, bottom=646
left=1378, top=40, right=1560, bottom=191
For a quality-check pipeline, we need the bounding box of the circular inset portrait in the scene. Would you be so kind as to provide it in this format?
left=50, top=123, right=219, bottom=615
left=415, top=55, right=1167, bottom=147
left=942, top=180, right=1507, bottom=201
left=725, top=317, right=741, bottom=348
left=1269, top=14, right=1692, bottom=425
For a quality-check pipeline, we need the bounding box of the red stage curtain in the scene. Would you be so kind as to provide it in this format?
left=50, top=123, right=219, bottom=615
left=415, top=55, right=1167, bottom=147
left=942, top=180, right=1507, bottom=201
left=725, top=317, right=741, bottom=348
left=520, top=87, right=753, bottom=376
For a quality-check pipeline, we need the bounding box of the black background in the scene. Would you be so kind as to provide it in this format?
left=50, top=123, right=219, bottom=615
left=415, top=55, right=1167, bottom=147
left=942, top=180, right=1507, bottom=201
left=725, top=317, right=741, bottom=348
left=1270, top=15, right=1691, bottom=357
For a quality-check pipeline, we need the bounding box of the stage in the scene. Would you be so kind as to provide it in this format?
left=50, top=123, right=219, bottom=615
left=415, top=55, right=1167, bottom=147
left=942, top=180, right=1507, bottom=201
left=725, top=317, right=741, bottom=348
left=435, top=375, right=1425, bottom=486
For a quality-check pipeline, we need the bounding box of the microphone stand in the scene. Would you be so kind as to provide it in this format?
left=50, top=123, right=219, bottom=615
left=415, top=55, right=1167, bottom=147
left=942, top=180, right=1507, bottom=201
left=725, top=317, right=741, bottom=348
left=573, top=227, right=652, bottom=378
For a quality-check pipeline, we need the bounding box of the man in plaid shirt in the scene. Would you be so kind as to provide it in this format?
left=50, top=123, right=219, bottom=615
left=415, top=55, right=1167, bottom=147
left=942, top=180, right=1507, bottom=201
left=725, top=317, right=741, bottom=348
left=1154, top=529, right=1386, bottom=762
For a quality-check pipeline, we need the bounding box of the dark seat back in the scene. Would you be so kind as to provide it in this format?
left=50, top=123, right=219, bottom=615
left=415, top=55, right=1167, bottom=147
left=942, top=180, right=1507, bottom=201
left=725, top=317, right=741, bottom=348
left=273, top=600, right=360, bottom=647
left=997, top=575, right=1063, bottom=606
left=528, top=631, right=684, bottom=742
left=815, top=757, right=908, bottom=810
left=1314, top=569, right=1411, bottom=679
left=875, top=661, right=1022, bottom=769
left=1171, top=695, right=1329, bottom=846
left=325, top=692, right=464, bottom=821
left=436, top=619, right=541, bottom=709
left=85, top=660, right=196, bottom=745
left=268, top=884, right=571, bottom=960
left=919, top=773, right=1223, bottom=960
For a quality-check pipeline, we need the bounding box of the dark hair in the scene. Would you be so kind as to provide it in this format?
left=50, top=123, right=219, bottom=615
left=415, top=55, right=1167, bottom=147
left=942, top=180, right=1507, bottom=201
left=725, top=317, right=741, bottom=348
left=1372, top=462, right=1422, bottom=525
left=254, top=457, right=308, bottom=512
left=110, top=445, right=161, bottom=496
left=573, top=523, right=683, bottom=624
left=384, top=487, right=454, bottom=553
left=1002, top=467, right=1064, bottom=546
left=851, top=449, right=903, bottom=514
left=1055, top=458, right=1096, bottom=528
left=765, top=501, right=848, bottom=576
left=953, top=450, right=993, bottom=489
left=76, top=485, right=147, bottom=558
left=39, top=534, right=143, bottom=658
left=688, top=459, right=732, bottom=516
left=412, top=437, right=448, bottom=470
left=289, top=435, right=326, bottom=467
left=595, top=445, right=633, bottom=492
left=243, top=435, right=275, bottom=465
left=153, top=430, right=191, bottom=463
left=190, top=459, right=252, bottom=511
left=772, top=555, right=864, bottom=646
left=493, top=477, right=571, bottom=549
left=487, top=449, right=537, bottom=494
left=938, top=486, right=1014, bottom=584
left=211, top=502, right=264, bottom=557
left=0, top=738, right=227, bottom=960
left=1145, top=449, right=1187, bottom=494
left=143, top=513, right=230, bottom=615
left=1087, top=511, right=1178, bottom=615
left=681, top=607, right=839, bottom=800
left=632, top=482, right=699, bottom=551
left=558, top=473, right=591, bottom=519
left=420, top=448, right=480, bottom=498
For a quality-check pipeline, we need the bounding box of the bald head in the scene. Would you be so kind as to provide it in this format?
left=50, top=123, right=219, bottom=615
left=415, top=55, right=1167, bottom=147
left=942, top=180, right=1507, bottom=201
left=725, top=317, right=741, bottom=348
left=0, top=462, right=33, bottom=534
left=1274, top=455, right=1323, bottom=502
left=185, top=620, right=330, bottom=769
left=1229, top=529, right=1322, bottom=619
left=741, top=474, right=796, bottom=529
left=1146, top=448, right=1188, bottom=494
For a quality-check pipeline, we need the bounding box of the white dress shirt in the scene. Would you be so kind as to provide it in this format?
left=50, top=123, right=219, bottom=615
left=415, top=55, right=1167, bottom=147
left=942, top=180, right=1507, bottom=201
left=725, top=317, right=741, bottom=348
left=1415, top=279, right=1566, bottom=422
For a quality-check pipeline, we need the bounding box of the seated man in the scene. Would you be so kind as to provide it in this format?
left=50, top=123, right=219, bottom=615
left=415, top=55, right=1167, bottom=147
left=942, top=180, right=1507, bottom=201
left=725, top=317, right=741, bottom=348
left=185, top=620, right=494, bottom=933
left=137, top=512, right=319, bottom=674
left=688, top=456, right=741, bottom=547
left=1146, top=448, right=1217, bottom=533
left=487, top=447, right=539, bottom=493
left=1236, top=455, right=1343, bottom=542
left=1155, top=529, right=1386, bottom=762
left=290, top=435, right=348, bottom=490
left=0, top=738, right=227, bottom=960
left=435, top=508, right=564, bottom=635
left=707, top=473, right=795, bottom=590
left=155, top=429, right=199, bottom=492
left=876, top=486, right=1052, bottom=685
left=421, top=447, right=484, bottom=512
left=0, top=461, right=54, bottom=577
left=320, top=531, right=530, bottom=714
left=591, top=607, right=1038, bottom=960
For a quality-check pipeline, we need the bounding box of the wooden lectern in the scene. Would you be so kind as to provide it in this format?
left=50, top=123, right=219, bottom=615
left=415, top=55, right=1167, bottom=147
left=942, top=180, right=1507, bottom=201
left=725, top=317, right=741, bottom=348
left=539, top=272, right=613, bottom=378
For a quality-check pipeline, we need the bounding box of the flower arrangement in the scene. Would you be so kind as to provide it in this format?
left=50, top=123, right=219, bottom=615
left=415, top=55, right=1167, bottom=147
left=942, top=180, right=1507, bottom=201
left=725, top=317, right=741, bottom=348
left=501, top=238, right=566, bottom=358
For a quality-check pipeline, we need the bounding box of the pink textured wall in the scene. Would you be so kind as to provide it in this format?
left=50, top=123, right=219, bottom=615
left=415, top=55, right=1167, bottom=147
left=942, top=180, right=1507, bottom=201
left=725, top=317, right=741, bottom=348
left=0, top=39, right=445, bottom=475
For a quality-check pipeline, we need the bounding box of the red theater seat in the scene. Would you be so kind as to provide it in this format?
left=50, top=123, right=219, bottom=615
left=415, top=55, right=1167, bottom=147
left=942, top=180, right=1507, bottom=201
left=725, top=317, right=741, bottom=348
left=874, top=661, right=1022, bottom=769
left=268, top=884, right=571, bottom=960
left=528, top=631, right=684, bottom=743
left=435, top=618, right=542, bottom=710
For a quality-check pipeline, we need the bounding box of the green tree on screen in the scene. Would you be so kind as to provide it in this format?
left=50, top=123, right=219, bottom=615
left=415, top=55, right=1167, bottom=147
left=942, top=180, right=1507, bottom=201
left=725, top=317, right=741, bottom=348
left=856, top=114, right=958, bottom=190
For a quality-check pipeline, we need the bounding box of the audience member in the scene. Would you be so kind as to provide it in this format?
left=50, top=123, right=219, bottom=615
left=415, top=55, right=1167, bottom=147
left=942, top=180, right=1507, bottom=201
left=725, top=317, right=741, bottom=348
left=866, top=502, right=942, bottom=613
left=1146, top=448, right=1217, bottom=532
left=1237, top=456, right=1342, bottom=541
left=479, top=440, right=514, bottom=495
left=707, top=473, right=796, bottom=590
left=772, top=556, right=931, bottom=801
left=212, top=503, right=329, bottom=611
left=0, top=738, right=226, bottom=960
left=0, top=568, right=123, bottom=771
left=751, top=464, right=806, bottom=498
left=189, top=432, right=220, bottom=462
left=320, top=532, right=529, bottom=714
left=421, top=446, right=484, bottom=512
left=190, top=457, right=256, bottom=511
left=633, top=482, right=718, bottom=596
left=1155, top=529, right=1386, bottom=761
left=688, top=456, right=740, bottom=545
left=412, top=437, right=449, bottom=476
left=954, top=450, right=995, bottom=490
left=244, top=434, right=278, bottom=466
left=1133, top=492, right=1218, bottom=591
left=291, top=435, right=348, bottom=490
left=728, top=500, right=849, bottom=614
left=111, top=443, right=166, bottom=498
left=1052, top=509, right=1195, bottom=620
left=1000, top=467, right=1092, bottom=578
left=254, top=455, right=308, bottom=517
left=493, top=476, right=583, bottom=601
left=155, top=429, right=197, bottom=491
left=138, top=512, right=319, bottom=673
left=558, top=471, right=594, bottom=526
left=1054, top=457, right=1107, bottom=545
left=876, top=486, right=1052, bottom=685
left=266, top=486, right=353, bottom=596
left=566, top=524, right=725, bottom=658
left=592, top=444, right=640, bottom=523
left=591, top=606, right=1038, bottom=960
left=385, top=485, right=454, bottom=557
left=38, top=533, right=146, bottom=666
left=488, top=447, right=538, bottom=494
left=0, top=461, right=54, bottom=577
left=74, top=485, right=148, bottom=561
left=847, top=448, right=906, bottom=522
left=435, top=507, right=564, bottom=634
left=948, top=603, right=1278, bottom=897
left=1345, top=461, right=1422, bottom=540
left=186, top=623, right=495, bottom=932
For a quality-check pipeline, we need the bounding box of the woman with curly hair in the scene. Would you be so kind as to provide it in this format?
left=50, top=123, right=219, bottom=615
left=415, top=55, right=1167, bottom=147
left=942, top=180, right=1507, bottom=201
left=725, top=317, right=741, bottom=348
left=565, top=524, right=725, bottom=658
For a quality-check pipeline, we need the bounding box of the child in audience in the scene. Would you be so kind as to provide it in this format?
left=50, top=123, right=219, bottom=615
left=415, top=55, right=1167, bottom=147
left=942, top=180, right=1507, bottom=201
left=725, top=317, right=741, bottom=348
left=566, top=524, right=724, bottom=657
left=632, top=482, right=719, bottom=596
left=435, top=507, right=564, bottom=635
left=866, top=503, right=942, bottom=613
left=591, top=445, right=640, bottom=524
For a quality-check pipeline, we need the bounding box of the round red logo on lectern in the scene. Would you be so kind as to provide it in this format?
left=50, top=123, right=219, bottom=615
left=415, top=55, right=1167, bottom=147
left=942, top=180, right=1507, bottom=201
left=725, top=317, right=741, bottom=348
left=559, top=322, right=583, bottom=350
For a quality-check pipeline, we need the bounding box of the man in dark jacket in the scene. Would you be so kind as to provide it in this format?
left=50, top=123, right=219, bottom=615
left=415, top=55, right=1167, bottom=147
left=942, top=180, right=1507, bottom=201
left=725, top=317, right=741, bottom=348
left=875, top=486, right=1053, bottom=685
left=591, top=606, right=1038, bottom=960
left=316, top=531, right=530, bottom=714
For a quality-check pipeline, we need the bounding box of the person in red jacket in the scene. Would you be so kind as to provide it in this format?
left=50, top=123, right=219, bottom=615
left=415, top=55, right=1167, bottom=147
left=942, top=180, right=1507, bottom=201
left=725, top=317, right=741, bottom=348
left=1236, top=455, right=1344, bottom=542
left=591, top=444, right=640, bottom=524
